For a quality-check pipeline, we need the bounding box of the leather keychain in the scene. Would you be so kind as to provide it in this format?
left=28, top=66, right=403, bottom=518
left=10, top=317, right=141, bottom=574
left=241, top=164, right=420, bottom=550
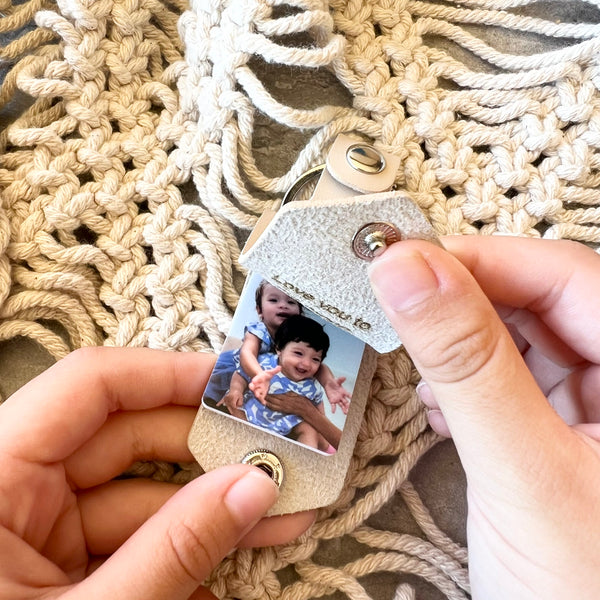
left=188, top=134, right=440, bottom=515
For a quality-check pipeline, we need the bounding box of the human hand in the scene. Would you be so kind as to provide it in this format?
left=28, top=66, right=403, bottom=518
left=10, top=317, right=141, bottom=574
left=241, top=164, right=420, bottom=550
left=249, top=366, right=281, bottom=403
left=264, top=390, right=313, bottom=417
left=264, top=392, right=342, bottom=450
left=323, top=377, right=351, bottom=414
left=216, top=388, right=243, bottom=415
left=0, top=348, right=313, bottom=600
left=217, top=389, right=244, bottom=413
left=368, top=236, right=600, bottom=600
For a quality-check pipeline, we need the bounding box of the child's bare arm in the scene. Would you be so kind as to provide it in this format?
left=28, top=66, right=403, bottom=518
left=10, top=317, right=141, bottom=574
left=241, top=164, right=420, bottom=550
left=239, top=332, right=264, bottom=378
left=217, top=371, right=247, bottom=412
left=316, top=364, right=351, bottom=414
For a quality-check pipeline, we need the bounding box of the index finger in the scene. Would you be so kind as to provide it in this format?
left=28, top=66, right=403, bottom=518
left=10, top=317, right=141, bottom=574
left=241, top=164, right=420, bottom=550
left=0, top=347, right=215, bottom=463
left=443, top=236, right=600, bottom=363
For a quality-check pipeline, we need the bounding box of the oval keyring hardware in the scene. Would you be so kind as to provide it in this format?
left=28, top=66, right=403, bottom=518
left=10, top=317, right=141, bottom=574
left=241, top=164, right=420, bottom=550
left=281, top=164, right=325, bottom=206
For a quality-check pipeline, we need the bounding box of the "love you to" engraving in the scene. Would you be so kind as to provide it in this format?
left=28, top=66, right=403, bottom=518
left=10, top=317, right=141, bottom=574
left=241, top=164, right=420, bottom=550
left=272, top=275, right=372, bottom=331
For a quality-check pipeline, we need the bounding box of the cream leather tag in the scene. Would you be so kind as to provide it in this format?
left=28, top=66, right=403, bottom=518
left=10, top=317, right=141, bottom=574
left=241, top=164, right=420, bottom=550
left=239, top=134, right=440, bottom=352
left=188, top=134, right=439, bottom=515
left=188, top=273, right=377, bottom=515
left=189, top=348, right=377, bottom=515
left=240, top=191, right=439, bottom=353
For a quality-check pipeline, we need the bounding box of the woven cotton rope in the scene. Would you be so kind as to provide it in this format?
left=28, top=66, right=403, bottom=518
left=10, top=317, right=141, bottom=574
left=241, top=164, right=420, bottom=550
left=2, top=0, right=600, bottom=597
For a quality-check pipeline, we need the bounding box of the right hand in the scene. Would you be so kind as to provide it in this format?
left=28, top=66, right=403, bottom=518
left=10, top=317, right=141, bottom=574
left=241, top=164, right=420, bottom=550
left=368, top=236, right=600, bottom=600
left=265, top=392, right=342, bottom=449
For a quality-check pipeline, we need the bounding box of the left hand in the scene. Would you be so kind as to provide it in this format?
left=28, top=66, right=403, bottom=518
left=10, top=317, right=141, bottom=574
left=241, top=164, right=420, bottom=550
left=264, top=390, right=313, bottom=417
left=0, top=348, right=314, bottom=599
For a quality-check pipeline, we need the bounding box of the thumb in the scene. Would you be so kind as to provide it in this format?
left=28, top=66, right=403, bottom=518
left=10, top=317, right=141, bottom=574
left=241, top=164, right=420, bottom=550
left=368, top=240, right=567, bottom=479
left=74, top=465, right=278, bottom=600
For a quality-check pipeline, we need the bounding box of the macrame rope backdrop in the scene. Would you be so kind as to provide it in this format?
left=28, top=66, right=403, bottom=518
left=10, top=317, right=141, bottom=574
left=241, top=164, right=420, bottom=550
left=2, top=0, right=600, bottom=597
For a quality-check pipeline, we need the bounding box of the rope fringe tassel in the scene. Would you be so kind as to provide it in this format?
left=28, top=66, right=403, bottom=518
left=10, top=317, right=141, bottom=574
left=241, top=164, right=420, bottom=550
left=2, top=0, right=600, bottom=596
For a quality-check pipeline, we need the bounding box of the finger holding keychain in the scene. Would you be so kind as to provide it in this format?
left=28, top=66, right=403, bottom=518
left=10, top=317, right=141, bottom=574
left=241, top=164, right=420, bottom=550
left=369, top=236, right=600, bottom=600
left=0, top=348, right=314, bottom=600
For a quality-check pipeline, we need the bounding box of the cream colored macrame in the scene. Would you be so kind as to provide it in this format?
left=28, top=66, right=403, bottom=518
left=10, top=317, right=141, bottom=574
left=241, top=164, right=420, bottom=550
left=2, top=0, right=600, bottom=597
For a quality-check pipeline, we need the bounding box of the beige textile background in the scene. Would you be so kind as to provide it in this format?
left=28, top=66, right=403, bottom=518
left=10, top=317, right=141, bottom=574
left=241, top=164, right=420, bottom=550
left=2, top=0, right=600, bottom=598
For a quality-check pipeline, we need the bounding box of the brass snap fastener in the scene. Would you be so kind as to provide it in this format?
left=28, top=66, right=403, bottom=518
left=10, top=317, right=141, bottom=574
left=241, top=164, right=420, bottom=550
left=346, top=143, right=386, bottom=174
left=241, top=449, right=284, bottom=487
left=352, top=222, right=402, bottom=260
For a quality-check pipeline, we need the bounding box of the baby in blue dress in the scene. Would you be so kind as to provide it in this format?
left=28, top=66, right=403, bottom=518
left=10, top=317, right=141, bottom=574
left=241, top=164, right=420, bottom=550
left=240, top=314, right=332, bottom=451
left=204, top=281, right=351, bottom=419
left=203, top=280, right=302, bottom=405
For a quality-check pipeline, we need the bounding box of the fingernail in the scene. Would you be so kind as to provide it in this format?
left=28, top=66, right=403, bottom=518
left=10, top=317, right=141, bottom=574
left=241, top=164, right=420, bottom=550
left=224, top=469, right=279, bottom=531
left=426, top=409, right=452, bottom=438
left=368, top=247, right=439, bottom=312
left=416, top=380, right=436, bottom=409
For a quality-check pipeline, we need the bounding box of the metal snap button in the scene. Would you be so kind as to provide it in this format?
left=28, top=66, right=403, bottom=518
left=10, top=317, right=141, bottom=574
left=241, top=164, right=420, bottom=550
left=241, top=449, right=284, bottom=487
left=346, top=143, right=386, bottom=174
left=352, top=222, right=402, bottom=260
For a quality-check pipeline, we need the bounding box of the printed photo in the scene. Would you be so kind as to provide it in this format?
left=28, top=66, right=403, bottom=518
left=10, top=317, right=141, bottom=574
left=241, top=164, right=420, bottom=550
left=202, top=273, right=365, bottom=455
